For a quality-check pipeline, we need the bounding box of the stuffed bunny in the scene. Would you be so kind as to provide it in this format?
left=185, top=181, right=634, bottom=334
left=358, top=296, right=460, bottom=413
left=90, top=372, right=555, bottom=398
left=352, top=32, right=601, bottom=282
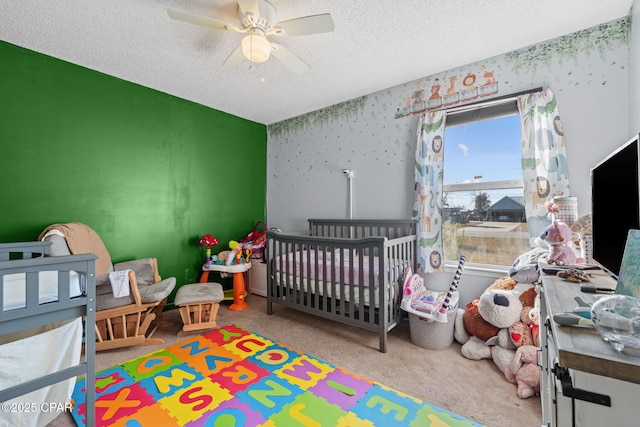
left=504, top=345, right=541, bottom=399
left=538, top=220, right=576, bottom=265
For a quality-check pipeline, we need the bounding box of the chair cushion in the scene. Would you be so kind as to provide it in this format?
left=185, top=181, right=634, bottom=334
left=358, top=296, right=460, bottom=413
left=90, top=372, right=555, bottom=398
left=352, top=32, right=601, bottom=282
left=96, top=281, right=135, bottom=311
left=114, top=258, right=156, bottom=286
left=138, top=277, right=176, bottom=304
left=44, top=234, right=71, bottom=256
left=175, top=283, right=224, bottom=306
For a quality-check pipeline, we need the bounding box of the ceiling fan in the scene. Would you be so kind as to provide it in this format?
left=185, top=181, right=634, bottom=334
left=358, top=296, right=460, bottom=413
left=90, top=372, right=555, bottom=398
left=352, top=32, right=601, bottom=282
left=167, top=0, right=335, bottom=74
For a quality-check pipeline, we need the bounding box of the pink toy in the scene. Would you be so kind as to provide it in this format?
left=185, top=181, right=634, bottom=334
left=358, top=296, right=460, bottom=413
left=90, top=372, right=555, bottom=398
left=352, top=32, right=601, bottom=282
left=504, top=345, right=541, bottom=399
left=539, top=221, right=576, bottom=265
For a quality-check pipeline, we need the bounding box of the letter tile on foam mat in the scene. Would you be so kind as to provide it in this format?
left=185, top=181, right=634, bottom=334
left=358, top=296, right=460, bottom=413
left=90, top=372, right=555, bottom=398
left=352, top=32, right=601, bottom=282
left=234, top=375, right=305, bottom=419
left=275, top=354, right=334, bottom=389
left=121, top=348, right=183, bottom=381
left=169, top=336, right=241, bottom=375
left=139, top=362, right=202, bottom=399
left=73, top=382, right=157, bottom=426
left=270, top=391, right=348, bottom=426
left=188, top=397, right=268, bottom=426
left=71, top=324, right=484, bottom=427
left=211, top=358, right=271, bottom=395
left=248, top=343, right=300, bottom=370
left=160, top=377, right=233, bottom=425
left=307, top=367, right=373, bottom=411
left=351, top=383, right=424, bottom=425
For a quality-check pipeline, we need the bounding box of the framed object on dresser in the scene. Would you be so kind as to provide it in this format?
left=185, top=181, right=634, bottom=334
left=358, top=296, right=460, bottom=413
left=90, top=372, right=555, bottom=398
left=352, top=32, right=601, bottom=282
left=615, top=229, right=640, bottom=297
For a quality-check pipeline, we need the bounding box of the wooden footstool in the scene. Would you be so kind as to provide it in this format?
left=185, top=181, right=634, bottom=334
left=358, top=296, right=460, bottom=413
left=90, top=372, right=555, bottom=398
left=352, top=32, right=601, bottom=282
left=174, top=282, right=224, bottom=335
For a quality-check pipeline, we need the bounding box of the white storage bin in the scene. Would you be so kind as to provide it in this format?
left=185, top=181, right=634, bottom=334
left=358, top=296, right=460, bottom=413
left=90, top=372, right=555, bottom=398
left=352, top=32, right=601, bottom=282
left=409, top=308, right=456, bottom=350
left=249, top=259, right=267, bottom=297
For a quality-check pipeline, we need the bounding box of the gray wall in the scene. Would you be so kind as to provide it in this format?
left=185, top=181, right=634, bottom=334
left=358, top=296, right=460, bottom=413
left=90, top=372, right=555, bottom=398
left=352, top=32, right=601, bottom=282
left=266, top=16, right=633, bottom=301
left=631, top=1, right=640, bottom=135
left=267, top=18, right=631, bottom=234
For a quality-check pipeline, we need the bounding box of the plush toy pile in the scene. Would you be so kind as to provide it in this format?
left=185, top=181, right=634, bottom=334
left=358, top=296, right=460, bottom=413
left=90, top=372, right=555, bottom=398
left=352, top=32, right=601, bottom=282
left=454, top=275, right=542, bottom=399
left=449, top=219, right=591, bottom=399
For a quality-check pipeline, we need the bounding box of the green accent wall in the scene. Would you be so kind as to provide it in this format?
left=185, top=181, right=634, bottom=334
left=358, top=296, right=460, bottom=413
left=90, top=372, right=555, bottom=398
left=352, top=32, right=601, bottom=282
left=0, top=41, right=267, bottom=301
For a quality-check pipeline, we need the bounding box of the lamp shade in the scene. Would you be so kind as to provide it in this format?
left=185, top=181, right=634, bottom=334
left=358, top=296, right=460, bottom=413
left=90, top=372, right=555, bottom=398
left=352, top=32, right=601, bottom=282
left=241, top=34, right=271, bottom=63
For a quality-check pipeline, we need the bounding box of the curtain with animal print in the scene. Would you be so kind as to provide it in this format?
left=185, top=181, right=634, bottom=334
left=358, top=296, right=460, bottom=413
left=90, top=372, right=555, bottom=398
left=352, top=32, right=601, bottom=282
left=517, top=88, right=571, bottom=246
left=413, top=110, right=446, bottom=273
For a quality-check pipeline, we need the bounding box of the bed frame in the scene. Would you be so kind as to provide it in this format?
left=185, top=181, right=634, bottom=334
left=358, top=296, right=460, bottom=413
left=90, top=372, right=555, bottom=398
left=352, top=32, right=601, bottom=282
left=266, top=219, right=417, bottom=352
left=0, top=241, right=96, bottom=426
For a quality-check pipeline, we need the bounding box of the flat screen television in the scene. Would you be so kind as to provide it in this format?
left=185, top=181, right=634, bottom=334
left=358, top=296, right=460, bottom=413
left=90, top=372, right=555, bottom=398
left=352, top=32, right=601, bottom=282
left=591, top=133, right=640, bottom=279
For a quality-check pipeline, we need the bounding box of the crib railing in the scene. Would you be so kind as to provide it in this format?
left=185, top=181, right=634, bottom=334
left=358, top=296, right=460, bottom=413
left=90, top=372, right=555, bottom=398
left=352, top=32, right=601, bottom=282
left=309, top=218, right=417, bottom=240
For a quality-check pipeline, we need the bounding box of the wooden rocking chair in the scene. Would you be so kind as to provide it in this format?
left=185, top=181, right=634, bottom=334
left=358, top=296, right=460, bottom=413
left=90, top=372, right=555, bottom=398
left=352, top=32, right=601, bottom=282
left=39, top=222, right=176, bottom=351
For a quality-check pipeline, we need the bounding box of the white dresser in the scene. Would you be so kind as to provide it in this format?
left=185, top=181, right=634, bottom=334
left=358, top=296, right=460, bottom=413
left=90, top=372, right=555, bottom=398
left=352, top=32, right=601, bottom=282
left=540, top=269, right=640, bottom=426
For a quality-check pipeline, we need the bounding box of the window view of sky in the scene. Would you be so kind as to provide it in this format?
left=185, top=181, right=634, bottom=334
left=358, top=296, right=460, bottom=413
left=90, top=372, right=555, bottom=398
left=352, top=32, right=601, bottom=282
left=443, top=114, right=523, bottom=210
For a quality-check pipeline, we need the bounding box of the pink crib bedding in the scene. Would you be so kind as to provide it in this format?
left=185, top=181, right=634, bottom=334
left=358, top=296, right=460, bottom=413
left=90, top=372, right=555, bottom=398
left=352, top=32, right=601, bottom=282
left=275, top=249, right=398, bottom=288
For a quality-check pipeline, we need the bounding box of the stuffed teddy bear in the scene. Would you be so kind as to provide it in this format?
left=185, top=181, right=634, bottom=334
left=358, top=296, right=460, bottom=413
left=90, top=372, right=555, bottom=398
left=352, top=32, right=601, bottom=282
left=537, top=220, right=576, bottom=265
left=507, top=286, right=540, bottom=348
left=504, top=345, right=541, bottom=399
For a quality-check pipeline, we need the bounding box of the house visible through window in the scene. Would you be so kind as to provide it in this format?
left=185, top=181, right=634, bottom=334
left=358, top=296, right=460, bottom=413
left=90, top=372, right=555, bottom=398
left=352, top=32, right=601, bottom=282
left=442, top=100, right=531, bottom=266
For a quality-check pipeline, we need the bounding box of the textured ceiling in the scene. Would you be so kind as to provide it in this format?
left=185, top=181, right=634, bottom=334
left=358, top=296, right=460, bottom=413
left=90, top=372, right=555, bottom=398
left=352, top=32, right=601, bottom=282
left=0, top=0, right=634, bottom=125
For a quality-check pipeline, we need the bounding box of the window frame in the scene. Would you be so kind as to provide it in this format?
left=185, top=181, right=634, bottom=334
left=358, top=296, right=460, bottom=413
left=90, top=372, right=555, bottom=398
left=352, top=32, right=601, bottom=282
left=441, top=98, right=527, bottom=267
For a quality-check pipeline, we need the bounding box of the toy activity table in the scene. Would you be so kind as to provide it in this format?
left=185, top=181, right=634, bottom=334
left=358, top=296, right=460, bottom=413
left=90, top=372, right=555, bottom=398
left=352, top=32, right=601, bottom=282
left=199, top=262, right=251, bottom=310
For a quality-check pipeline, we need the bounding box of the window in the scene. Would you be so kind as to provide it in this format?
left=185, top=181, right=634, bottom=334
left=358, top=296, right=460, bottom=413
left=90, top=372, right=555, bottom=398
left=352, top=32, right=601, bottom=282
left=442, top=100, right=530, bottom=266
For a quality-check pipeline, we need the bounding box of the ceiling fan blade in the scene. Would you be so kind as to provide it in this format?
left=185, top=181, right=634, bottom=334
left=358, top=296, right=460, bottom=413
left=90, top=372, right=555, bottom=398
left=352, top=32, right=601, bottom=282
left=167, top=8, right=243, bottom=33
left=270, top=43, right=310, bottom=75
left=273, top=14, right=335, bottom=36
left=237, top=0, right=261, bottom=19
left=222, top=45, right=246, bottom=69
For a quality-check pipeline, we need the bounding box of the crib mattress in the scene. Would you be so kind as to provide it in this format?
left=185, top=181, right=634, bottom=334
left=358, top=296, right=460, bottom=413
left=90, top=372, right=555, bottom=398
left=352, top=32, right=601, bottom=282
left=2, top=271, right=82, bottom=311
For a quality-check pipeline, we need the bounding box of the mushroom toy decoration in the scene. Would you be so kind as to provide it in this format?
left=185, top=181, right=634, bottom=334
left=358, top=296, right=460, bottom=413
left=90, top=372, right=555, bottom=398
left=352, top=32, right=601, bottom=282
left=199, top=233, right=219, bottom=267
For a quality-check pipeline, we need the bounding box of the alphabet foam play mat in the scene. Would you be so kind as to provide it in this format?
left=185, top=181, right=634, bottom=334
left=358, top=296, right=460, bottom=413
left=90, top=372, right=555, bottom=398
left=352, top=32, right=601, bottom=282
left=71, top=324, right=484, bottom=426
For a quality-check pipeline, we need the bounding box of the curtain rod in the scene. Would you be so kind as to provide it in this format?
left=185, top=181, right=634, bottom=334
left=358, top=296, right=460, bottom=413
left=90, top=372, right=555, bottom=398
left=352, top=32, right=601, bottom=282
left=445, top=86, right=544, bottom=115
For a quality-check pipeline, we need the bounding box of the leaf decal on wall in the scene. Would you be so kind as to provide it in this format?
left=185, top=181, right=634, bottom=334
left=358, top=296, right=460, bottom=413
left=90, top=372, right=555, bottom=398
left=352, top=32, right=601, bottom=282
left=505, top=17, right=630, bottom=74
left=268, top=96, right=367, bottom=137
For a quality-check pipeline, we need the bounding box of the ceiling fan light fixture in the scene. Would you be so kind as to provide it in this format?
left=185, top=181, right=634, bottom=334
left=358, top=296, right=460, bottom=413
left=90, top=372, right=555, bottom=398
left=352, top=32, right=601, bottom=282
left=241, top=34, right=271, bottom=63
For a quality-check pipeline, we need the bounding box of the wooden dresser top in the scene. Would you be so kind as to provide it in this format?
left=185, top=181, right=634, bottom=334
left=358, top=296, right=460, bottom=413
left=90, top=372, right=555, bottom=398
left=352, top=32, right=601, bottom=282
left=542, top=269, right=640, bottom=384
